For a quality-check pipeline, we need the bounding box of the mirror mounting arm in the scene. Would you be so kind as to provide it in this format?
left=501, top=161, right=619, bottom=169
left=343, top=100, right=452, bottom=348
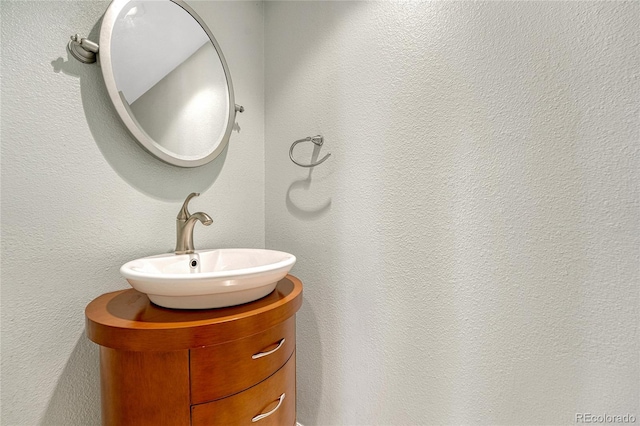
left=68, top=34, right=100, bottom=64
left=235, top=104, right=245, bottom=113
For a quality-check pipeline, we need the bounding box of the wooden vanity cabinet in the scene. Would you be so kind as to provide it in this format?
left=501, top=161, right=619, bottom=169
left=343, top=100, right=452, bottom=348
left=85, top=276, right=302, bottom=426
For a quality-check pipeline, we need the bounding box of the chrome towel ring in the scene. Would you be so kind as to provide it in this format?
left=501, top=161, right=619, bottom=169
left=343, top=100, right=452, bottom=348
left=289, top=135, right=331, bottom=168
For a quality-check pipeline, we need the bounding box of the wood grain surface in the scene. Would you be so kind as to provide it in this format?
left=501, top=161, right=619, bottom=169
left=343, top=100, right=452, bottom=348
left=85, top=275, right=302, bottom=351
left=190, top=316, right=296, bottom=404
left=191, top=352, right=296, bottom=426
left=100, top=347, right=190, bottom=426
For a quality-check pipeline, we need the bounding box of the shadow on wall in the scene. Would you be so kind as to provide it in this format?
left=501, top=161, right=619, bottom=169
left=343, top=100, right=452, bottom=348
left=40, top=334, right=101, bottom=426
left=286, top=143, right=332, bottom=220
left=50, top=21, right=229, bottom=202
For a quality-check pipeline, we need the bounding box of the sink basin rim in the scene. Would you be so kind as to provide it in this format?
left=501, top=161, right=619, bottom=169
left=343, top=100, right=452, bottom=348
left=120, top=248, right=296, bottom=282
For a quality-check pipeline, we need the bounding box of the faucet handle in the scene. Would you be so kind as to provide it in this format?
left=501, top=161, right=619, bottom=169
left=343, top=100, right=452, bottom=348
left=177, top=192, right=200, bottom=220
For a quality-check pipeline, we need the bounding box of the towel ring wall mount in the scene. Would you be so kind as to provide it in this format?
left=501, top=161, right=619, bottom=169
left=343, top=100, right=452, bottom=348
left=289, top=135, right=331, bottom=168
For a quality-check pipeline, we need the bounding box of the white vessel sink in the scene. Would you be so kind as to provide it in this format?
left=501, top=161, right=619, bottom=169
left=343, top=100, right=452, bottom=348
left=120, top=248, right=296, bottom=309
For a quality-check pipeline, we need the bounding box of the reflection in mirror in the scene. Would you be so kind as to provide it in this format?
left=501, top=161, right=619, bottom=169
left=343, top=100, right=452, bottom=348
left=99, top=0, right=236, bottom=167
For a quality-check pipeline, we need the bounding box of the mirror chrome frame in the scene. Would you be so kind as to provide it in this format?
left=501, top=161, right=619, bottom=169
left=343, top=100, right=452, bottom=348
left=99, top=0, right=236, bottom=168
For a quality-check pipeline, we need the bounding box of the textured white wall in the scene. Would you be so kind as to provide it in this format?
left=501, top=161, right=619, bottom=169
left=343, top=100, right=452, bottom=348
left=265, top=2, right=639, bottom=425
left=0, top=1, right=264, bottom=424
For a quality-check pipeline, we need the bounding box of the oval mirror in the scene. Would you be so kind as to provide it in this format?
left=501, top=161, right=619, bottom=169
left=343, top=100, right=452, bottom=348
left=99, top=0, right=237, bottom=167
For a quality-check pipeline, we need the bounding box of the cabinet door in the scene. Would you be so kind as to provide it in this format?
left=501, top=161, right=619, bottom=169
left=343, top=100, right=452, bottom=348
left=190, top=316, right=295, bottom=403
left=191, top=352, right=296, bottom=426
left=100, top=348, right=190, bottom=426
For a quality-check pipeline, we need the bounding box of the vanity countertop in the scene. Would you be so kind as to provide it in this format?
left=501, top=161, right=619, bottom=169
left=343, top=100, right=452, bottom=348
left=85, top=275, right=302, bottom=351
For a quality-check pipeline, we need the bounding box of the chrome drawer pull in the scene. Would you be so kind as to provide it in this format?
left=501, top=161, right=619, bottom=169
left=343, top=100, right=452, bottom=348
left=251, top=393, right=285, bottom=422
left=252, top=338, right=285, bottom=360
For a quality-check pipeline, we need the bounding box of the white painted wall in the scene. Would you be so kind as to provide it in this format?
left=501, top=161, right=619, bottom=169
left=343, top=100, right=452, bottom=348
left=0, top=1, right=264, bottom=424
left=265, top=2, right=639, bottom=425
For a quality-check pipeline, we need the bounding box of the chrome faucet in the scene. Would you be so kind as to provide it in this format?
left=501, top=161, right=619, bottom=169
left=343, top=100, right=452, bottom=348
left=175, top=193, right=212, bottom=254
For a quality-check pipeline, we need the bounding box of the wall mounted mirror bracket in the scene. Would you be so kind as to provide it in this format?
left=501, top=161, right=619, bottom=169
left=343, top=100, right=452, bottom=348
left=68, top=34, right=99, bottom=64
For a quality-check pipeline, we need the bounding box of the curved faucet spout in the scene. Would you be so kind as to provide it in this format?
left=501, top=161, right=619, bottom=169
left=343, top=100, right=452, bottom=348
left=188, top=212, right=213, bottom=226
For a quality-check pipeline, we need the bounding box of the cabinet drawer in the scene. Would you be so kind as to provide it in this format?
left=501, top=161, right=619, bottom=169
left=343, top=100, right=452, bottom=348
left=191, top=352, right=296, bottom=426
left=190, top=316, right=295, bottom=404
